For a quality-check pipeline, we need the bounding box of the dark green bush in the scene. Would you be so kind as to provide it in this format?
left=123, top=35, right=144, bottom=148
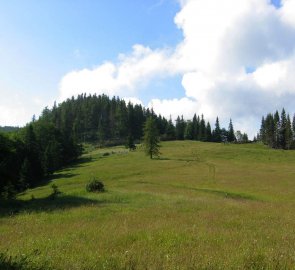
left=49, top=184, right=61, bottom=200
left=86, top=178, right=105, bottom=192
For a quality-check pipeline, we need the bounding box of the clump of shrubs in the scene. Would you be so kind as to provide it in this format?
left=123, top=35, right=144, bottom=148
left=86, top=178, right=105, bottom=193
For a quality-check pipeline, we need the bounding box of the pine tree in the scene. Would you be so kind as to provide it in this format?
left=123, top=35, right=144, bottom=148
left=165, top=117, right=176, bottom=140
left=213, top=117, right=222, bottom=142
left=279, top=109, right=287, bottom=149
left=143, top=117, right=161, bottom=159
left=199, top=115, right=206, bottom=141
left=175, top=116, right=185, bottom=140
left=274, top=111, right=280, bottom=148
left=206, top=122, right=212, bottom=142
left=19, top=158, right=32, bottom=188
left=285, top=114, right=293, bottom=149
left=185, top=121, right=194, bottom=140
left=227, top=119, right=236, bottom=142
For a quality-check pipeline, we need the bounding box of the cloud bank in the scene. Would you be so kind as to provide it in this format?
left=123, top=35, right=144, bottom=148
left=59, top=0, right=295, bottom=137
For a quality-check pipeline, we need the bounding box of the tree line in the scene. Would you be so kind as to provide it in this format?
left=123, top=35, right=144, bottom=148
left=0, top=120, right=82, bottom=199
left=259, top=108, right=295, bottom=149
left=1, top=94, right=244, bottom=199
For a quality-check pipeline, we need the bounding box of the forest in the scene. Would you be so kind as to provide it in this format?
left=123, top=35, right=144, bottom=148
left=1, top=94, right=294, bottom=200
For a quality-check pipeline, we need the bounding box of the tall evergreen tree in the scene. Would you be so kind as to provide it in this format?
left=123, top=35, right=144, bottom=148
left=185, top=120, right=194, bottom=140
left=227, top=119, right=236, bottom=142
left=165, top=117, right=176, bottom=141
left=206, top=122, right=212, bottom=142
left=199, top=115, right=206, bottom=141
left=175, top=116, right=185, bottom=140
left=279, top=109, right=287, bottom=149
left=143, top=117, right=161, bottom=159
left=213, top=117, right=222, bottom=142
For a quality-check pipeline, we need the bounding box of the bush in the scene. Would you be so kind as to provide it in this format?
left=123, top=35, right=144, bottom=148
left=86, top=178, right=105, bottom=193
left=49, top=184, right=61, bottom=200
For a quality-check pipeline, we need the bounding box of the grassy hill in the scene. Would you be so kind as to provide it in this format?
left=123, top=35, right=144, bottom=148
left=1, top=141, right=295, bottom=269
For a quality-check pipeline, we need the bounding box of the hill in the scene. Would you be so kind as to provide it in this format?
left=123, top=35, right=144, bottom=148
left=1, top=141, right=295, bottom=269
left=0, top=126, right=20, bottom=133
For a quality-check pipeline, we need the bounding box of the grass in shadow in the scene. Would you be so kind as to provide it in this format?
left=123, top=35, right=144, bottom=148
left=0, top=194, right=107, bottom=218
left=0, top=252, right=49, bottom=270
left=65, top=156, right=94, bottom=169
left=193, top=187, right=260, bottom=201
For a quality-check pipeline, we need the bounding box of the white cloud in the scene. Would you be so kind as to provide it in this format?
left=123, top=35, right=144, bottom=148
left=280, top=0, right=295, bottom=27
left=0, top=93, right=46, bottom=127
left=58, top=0, right=295, bottom=137
left=59, top=44, right=177, bottom=101
left=148, top=97, right=198, bottom=120
left=123, top=97, right=143, bottom=106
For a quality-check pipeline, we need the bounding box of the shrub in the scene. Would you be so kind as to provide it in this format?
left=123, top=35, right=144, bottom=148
left=86, top=178, right=105, bottom=193
left=49, top=184, right=61, bottom=200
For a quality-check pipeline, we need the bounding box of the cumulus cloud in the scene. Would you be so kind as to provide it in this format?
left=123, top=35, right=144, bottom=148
left=123, top=97, right=144, bottom=106
left=59, top=44, right=177, bottom=101
left=59, top=0, right=295, bottom=137
left=0, top=93, right=47, bottom=127
left=148, top=97, right=198, bottom=120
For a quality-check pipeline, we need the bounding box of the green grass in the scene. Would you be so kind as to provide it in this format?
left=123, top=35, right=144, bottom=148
left=1, top=141, right=295, bottom=269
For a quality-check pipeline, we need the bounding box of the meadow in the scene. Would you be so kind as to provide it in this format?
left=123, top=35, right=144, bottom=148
left=1, top=141, right=295, bottom=269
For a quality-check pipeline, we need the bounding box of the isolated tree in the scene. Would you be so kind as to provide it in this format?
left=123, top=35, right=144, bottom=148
left=143, top=117, right=161, bottom=159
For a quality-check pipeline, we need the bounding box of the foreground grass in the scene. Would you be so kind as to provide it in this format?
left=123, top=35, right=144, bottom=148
left=1, top=141, right=295, bottom=269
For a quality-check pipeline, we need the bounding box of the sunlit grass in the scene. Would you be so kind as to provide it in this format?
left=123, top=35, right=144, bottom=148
left=1, top=141, right=295, bottom=269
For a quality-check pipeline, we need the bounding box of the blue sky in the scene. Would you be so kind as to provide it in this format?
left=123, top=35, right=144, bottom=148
left=0, top=0, right=181, bottom=106
left=1, top=0, right=295, bottom=138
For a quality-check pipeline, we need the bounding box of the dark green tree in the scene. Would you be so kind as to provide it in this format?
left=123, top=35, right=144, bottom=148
left=213, top=117, right=222, bottom=142
left=143, top=117, right=161, bottom=159
left=165, top=117, right=176, bottom=140
left=206, top=122, right=212, bottom=142
left=175, top=116, right=186, bottom=140
left=125, top=134, right=136, bottom=151
left=227, top=119, right=236, bottom=142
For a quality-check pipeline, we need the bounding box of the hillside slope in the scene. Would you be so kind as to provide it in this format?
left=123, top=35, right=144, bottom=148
left=1, top=141, right=295, bottom=269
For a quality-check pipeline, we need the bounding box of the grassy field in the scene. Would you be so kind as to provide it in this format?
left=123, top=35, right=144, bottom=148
left=1, top=141, right=295, bottom=269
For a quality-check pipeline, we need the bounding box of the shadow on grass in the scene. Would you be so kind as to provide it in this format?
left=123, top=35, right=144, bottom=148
left=33, top=156, right=95, bottom=188
left=64, top=156, right=94, bottom=170
left=157, top=157, right=202, bottom=162
left=192, top=187, right=260, bottom=201
left=0, top=194, right=106, bottom=218
left=0, top=252, right=49, bottom=270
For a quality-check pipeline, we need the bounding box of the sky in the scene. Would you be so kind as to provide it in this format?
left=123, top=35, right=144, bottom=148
left=1, top=0, right=295, bottom=138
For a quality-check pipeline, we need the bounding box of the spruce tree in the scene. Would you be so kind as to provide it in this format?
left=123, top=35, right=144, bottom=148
left=199, top=115, right=206, bottom=141
left=285, top=114, right=293, bottom=149
left=165, top=117, right=176, bottom=140
left=206, top=122, right=212, bottom=142
left=213, top=117, right=222, bottom=142
left=279, top=109, right=287, bottom=149
left=227, top=119, right=236, bottom=142
left=143, top=117, right=161, bottom=159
